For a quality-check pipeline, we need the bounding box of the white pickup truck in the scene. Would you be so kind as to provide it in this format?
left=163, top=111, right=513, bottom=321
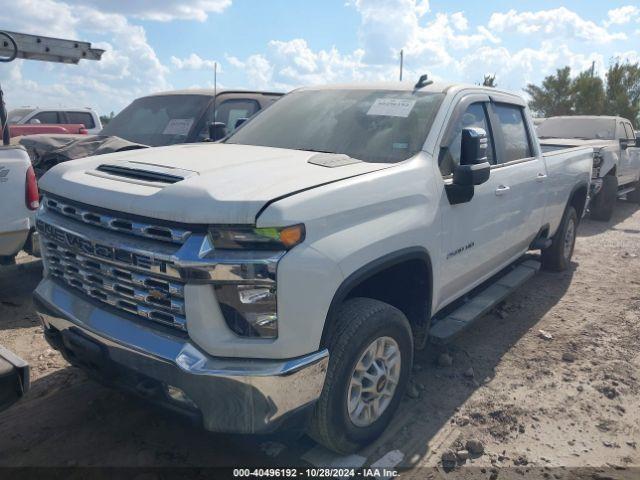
left=538, top=116, right=640, bottom=221
left=33, top=81, right=593, bottom=453
left=0, top=145, right=39, bottom=264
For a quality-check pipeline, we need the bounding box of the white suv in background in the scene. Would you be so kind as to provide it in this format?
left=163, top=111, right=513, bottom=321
left=7, top=107, right=102, bottom=134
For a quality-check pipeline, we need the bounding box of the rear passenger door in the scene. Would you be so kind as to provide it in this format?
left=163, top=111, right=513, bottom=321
left=620, top=121, right=639, bottom=185
left=488, top=102, right=546, bottom=259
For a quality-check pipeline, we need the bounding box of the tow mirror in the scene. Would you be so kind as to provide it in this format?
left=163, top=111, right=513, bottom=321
left=636, top=137, right=640, bottom=148
left=207, top=122, right=227, bottom=142
left=446, top=127, right=491, bottom=205
left=0, top=346, right=30, bottom=412
left=455, top=127, right=490, bottom=186
left=234, top=118, right=248, bottom=130
left=620, top=138, right=629, bottom=150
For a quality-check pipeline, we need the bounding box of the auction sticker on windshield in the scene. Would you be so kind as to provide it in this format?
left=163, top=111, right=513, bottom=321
left=163, top=118, right=194, bottom=135
left=367, top=98, right=416, bottom=117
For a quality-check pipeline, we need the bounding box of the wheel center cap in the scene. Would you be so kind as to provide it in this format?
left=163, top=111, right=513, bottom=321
left=376, top=375, right=387, bottom=392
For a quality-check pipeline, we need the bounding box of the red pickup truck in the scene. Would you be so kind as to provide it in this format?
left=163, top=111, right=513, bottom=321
left=4, top=124, right=88, bottom=139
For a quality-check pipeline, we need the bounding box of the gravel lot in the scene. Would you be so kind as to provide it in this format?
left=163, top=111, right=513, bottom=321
left=0, top=201, right=638, bottom=477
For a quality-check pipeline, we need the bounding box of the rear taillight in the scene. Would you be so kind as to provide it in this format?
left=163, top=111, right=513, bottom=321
left=79, top=128, right=88, bottom=135
left=25, top=165, right=39, bottom=210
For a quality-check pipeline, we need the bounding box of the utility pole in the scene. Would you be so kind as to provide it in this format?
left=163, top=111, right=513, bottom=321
left=0, top=30, right=104, bottom=145
left=399, top=49, right=404, bottom=82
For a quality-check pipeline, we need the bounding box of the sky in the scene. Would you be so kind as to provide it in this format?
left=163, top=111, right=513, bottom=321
left=1, top=0, right=639, bottom=116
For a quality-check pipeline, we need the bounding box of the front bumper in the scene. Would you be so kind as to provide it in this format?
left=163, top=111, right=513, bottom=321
left=33, top=278, right=328, bottom=434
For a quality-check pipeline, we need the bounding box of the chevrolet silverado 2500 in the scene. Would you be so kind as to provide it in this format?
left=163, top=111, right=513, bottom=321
left=538, top=115, right=640, bottom=221
left=33, top=82, right=593, bottom=453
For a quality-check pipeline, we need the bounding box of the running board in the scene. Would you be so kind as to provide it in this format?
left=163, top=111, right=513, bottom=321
left=617, top=186, right=636, bottom=198
left=429, top=260, right=541, bottom=344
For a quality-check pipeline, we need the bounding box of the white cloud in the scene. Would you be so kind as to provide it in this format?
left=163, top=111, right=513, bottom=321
left=0, top=0, right=170, bottom=114
left=489, top=7, right=626, bottom=43
left=605, top=5, right=640, bottom=27
left=450, top=12, right=469, bottom=31
left=171, top=53, right=219, bottom=71
left=65, top=0, right=232, bottom=22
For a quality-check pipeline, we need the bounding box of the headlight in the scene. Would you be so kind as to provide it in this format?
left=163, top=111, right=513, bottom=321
left=215, top=284, right=278, bottom=338
left=209, top=224, right=305, bottom=250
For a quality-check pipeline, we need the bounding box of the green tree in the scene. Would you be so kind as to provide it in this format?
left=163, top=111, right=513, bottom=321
left=99, top=111, right=114, bottom=126
left=482, top=74, right=496, bottom=87
left=524, top=66, right=574, bottom=117
left=572, top=70, right=606, bottom=115
left=605, top=61, right=640, bottom=124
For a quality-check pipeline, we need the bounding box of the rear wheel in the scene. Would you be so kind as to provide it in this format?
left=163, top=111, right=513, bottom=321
left=590, top=175, right=618, bottom=221
left=541, top=206, right=578, bottom=272
left=308, top=298, right=413, bottom=454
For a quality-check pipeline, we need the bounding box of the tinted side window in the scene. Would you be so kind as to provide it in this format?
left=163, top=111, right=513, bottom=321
left=439, top=102, right=495, bottom=177
left=493, top=104, right=532, bottom=162
left=31, top=112, right=59, bottom=124
left=66, top=112, right=96, bottom=129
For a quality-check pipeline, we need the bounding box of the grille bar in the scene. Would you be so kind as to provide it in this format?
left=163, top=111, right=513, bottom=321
left=44, top=240, right=187, bottom=331
left=44, top=197, right=192, bottom=244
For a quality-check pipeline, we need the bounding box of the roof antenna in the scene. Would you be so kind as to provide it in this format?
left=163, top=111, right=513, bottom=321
left=414, top=74, right=433, bottom=89
left=212, top=62, right=217, bottom=124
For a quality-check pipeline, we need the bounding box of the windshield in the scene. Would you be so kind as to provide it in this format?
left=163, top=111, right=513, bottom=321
left=6, top=108, right=34, bottom=124
left=537, top=117, right=616, bottom=140
left=226, top=89, right=445, bottom=163
left=101, top=95, right=210, bottom=146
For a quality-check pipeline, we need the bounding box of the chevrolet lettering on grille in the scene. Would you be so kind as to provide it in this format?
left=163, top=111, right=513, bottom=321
left=37, top=219, right=154, bottom=270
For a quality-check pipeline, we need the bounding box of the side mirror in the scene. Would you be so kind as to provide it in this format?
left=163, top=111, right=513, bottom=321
left=207, top=122, right=227, bottom=142
left=636, top=137, right=640, bottom=148
left=620, top=138, right=629, bottom=150
left=0, top=346, right=30, bottom=412
left=234, top=118, right=248, bottom=130
left=445, top=127, right=491, bottom=205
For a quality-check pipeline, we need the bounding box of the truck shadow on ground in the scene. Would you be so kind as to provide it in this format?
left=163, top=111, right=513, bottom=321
left=579, top=200, right=639, bottom=237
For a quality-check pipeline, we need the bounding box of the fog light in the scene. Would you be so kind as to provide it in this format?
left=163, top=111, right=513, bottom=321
left=165, top=384, right=197, bottom=408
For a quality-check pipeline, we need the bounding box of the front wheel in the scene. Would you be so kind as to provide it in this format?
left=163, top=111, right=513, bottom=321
left=541, top=206, right=578, bottom=272
left=308, top=298, right=413, bottom=454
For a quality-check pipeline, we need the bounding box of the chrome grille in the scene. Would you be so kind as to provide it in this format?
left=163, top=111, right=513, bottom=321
left=43, top=239, right=187, bottom=330
left=44, top=197, right=192, bottom=244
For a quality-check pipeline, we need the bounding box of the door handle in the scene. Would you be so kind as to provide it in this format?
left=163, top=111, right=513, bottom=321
left=495, top=185, right=511, bottom=196
left=536, top=173, right=547, bottom=182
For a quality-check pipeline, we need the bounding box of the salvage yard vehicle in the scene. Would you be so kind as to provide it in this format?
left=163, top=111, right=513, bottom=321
left=0, top=145, right=39, bottom=264
left=33, top=80, right=593, bottom=454
left=19, top=89, right=283, bottom=177
left=538, top=116, right=640, bottom=221
left=7, top=107, right=102, bottom=134
left=3, top=123, right=89, bottom=139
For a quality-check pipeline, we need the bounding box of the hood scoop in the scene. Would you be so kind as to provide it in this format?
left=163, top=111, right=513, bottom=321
left=307, top=153, right=361, bottom=168
left=95, top=160, right=198, bottom=185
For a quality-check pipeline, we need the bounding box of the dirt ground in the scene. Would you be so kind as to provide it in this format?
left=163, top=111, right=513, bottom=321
left=0, top=201, right=639, bottom=478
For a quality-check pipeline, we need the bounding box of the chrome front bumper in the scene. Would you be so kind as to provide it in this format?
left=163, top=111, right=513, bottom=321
left=33, top=278, right=329, bottom=434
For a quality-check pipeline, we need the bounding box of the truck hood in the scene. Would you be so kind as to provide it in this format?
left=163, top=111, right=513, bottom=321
left=538, top=138, right=617, bottom=149
left=39, top=143, right=394, bottom=224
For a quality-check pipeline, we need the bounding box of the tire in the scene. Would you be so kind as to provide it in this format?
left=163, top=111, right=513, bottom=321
left=590, top=175, right=618, bottom=221
left=308, top=298, right=413, bottom=454
left=626, top=179, right=640, bottom=204
left=0, top=255, right=16, bottom=266
left=541, top=206, right=578, bottom=272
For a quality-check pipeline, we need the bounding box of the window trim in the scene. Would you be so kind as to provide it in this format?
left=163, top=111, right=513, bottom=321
left=489, top=102, right=535, bottom=165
